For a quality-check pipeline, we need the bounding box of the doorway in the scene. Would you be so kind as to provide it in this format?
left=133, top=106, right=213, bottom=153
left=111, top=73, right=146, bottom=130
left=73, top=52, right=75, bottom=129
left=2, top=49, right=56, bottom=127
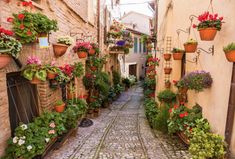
left=129, top=64, right=137, bottom=77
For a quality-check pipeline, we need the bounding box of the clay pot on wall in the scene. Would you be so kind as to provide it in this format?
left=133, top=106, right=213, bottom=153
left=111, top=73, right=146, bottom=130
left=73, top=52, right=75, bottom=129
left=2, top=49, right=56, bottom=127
left=163, top=53, right=171, bottom=61
left=184, top=43, right=198, bottom=53
left=47, top=72, right=57, bottom=80
left=164, top=67, right=172, bottom=74
left=89, top=49, right=96, bottom=55
left=0, top=54, right=11, bottom=69
left=54, top=102, right=66, bottom=113
left=199, top=27, right=217, bottom=41
left=30, top=76, right=42, bottom=84
left=53, top=43, right=69, bottom=57
left=225, top=50, right=235, bottom=62
left=173, top=53, right=184, bottom=60
left=77, top=51, right=87, bottom=58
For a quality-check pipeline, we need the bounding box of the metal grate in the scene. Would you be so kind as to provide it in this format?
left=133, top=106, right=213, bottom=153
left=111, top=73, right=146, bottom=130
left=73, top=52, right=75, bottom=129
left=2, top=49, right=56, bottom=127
left=7, top=72, right=39, bottom=135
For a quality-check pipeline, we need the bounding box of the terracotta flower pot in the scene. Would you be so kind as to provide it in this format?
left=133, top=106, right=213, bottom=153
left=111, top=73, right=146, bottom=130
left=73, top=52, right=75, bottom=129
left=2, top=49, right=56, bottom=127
left=199, top=27, right=217, bottom=41
left=173, top=52, right=184, bottom=60
left=53, top=43, right=69, bottom=57
left=164, top=68, right=172, bottom=74
left=54, top=103, right=66, bottom=113
left=177, top=132, right=190, bottom=145
left=0, top=54, right=11, bottom=69
left=90, top=66, right=97, bottom=71
left=89, top=97, right=96, bottom=103
left=184, top=43, right=198, bottom=53
left=77, top=51, right=87, bottom=58
left=225, top=50, right=235, bottom=62
left=163, top=53, right=171, bottom=61
left=47, top=72, right=57, bottom=80
left=89, top=49, right=96, bottom=55
left=30, top=76, right=42, bottom=84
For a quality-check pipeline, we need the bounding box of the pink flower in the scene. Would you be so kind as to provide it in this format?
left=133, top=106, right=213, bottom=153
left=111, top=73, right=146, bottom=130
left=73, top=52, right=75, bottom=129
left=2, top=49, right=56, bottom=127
left=7, top=17, right=14, bottom=23
left=48, top=130, right=56, bottom=135
left=192, top=24, right=197, bottom=28
left=26, top=56, right=41, bottom=65
left=51, top=60, right=56, bottom=66
left=49, top=122, right=56, bottom=128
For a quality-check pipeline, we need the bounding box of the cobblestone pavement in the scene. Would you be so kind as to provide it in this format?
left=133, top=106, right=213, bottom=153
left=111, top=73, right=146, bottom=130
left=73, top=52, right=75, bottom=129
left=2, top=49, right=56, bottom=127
left=45, top=85, right=190, bottom=159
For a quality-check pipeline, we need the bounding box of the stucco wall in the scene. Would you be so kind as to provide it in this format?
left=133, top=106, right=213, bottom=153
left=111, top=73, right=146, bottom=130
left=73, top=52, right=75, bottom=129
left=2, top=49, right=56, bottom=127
left=157, top=0, right=235, bottom=156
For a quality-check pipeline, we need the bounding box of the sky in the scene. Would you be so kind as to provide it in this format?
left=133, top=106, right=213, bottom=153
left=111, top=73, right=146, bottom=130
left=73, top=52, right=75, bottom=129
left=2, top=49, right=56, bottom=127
left=119, top=0, right=154, bottom=18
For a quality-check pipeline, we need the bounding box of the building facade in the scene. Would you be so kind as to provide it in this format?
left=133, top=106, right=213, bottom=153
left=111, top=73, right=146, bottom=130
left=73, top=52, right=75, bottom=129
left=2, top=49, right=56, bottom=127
left=156, top=0, right=235, bottom=157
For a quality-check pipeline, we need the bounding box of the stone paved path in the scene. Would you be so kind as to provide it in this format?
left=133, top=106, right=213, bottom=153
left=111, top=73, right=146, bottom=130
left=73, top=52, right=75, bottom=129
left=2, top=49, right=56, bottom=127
left=45, top=85, right=190, bottom=159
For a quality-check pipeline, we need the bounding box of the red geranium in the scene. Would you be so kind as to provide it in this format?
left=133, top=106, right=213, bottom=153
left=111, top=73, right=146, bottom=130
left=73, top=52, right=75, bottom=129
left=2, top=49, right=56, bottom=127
left=18, top=13, right=25, bottom=20
left=27, top=30, right=32, bottom=36
left=169, top=108, right=172, bottom=113
left=20, top=24, right=25, bottom=30
left=179, top=113, right=185, bottom=118
left=59, top=64, right=74, bottom=78
left=173, top=104, right=178, bottom=109
left=7, top=17, right=14, bottom=23
left=0, top=27, right=14, bottom=36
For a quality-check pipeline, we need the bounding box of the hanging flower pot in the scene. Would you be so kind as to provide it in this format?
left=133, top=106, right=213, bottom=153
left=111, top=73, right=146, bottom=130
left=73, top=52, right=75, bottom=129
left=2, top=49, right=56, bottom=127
left=30, top=76, right=42, bottom=84
left=0, top=54, right=11, bottom=69
left=183, top=39, right=198, bottom=53
left=89, top=49, right=96, bottom=55
left=223, top=43, right=235, bottom=62
left=199, top=28, right=217, bottom=41
left=173, top=53, right=184, bottom=60
left=163, top=53, right=171, bottom=61
left=193, top=12, right=224, bottom=41
left=53, top=43, right=69, bottom=57
left=54, top=100, right=66, bottom=113
left=90, top=66, right=97, bottom=71
left=164, top=67, right=172, bottom=74
left=47, top=71, right=57, bottom=80
left=77, top=51, right=87, bottom=58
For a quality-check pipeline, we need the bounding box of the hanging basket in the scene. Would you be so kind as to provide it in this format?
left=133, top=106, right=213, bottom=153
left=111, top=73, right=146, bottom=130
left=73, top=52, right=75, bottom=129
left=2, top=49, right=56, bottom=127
left=199, top=27, right=217, bottom=41
left=163, top=53, right=171, bottom=61
left=89, top=49, right=96, bottom=55
left=30, top=76, right=42, bottom=85
left=173, top=53, right=184, bottom=60
left=54, top=103, right=66, bottom=113
left=77, top=51, right=87, bottom=58
left=0, top=54, right=11, bottom=69
left=184, top=43, right=198, bottom=53
left=47, top=72, right=57, bottom=80
left=225, top=50, right=235, bottom=62
left=52, top=43, right=69, bottom=57
left=164, top=68, right=172, bottom=74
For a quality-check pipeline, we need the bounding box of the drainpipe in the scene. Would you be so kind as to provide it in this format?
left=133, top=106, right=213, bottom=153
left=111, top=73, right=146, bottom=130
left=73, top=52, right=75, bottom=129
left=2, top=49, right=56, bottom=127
left=97, top=0, right=100, bottom=47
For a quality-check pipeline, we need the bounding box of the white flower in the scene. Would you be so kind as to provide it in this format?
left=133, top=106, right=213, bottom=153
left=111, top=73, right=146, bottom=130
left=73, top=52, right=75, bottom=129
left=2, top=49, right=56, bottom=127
left=21, top=136, right=26, bottom=139
left=27, top=145, right=32, bottom=151
left=20, top=124, right=28, bottom=130
left=13, top=137, right=18, bottom=144
left=45, top=138, right=50, bottom=143
left=18, top=139, right=25, bottom=146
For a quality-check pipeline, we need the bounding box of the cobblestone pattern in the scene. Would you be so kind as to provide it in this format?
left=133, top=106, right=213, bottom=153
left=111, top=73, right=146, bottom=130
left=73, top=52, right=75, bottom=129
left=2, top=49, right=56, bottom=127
left=45, top=85, right=190, bottom=159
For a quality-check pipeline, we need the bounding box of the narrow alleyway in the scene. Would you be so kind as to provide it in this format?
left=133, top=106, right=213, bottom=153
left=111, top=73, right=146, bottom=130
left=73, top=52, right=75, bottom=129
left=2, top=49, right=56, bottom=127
left=45, top=85, right=189, bottom=159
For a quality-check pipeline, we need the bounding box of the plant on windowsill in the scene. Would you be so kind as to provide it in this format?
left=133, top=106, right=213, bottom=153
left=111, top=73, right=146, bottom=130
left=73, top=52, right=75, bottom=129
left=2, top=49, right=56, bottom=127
left=22, top=56, right=47, bottom=84
left=53, top=36, right=73, bottom=57
left=184, top=39, right=198, bottom=53
left=223, top=42, right=235, bottom=62
left=193, top=12, right=224, bottom=41
left=157, top=89, right=176, bottom=103
left=172, top=47, right=185, bottom=60
left=73, top=42, right=92, bottom=58
left=54, top=100, right=66, bottom=113
left=0, top=28, right=22, bottom=69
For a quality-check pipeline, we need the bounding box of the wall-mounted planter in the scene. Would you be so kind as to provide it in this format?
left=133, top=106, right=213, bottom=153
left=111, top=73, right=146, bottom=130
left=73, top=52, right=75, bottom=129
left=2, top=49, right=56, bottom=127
left=89, top=49, right=96, bottom=55
left=30, top=76, right=42, bottom=85
left=225, top=50, right=235, bottom=62
left=199, top=27, right=217, bottom=41
left=165, top=82, right=171, bottom=89
left=0, top=54, right=11, bottom=69
left=77, top=51, right=87, bottom=58
left=47, top=72, right=57, bottom=80
left=53, top=43, right=69, bottom=57
left=173, top=53, right=184, bottom=60
left=164, top=67, right=172, bottom=74
left=163, top=53, right=171, bottom=61
left=184, top=43, right=198, bottom=53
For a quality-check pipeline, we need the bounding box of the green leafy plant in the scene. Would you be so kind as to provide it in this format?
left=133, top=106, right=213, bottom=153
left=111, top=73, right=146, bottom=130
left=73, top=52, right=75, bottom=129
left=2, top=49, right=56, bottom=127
left=122, top=77, right=131, bottom=88
left=144, top=98, right=159, bottom=126
left=82, top=73, right=95, bottom=90
left=89, top=98, right=101, bottom=109
left=184, top=39, right=198, bottom=45
left=88, top=56, right=104, bottom=70
left=223, top=42, right=235, bottom=53
left=55, top=100, right=64, bottom=106
left=57, top=36, right=73, bottom=45
left=44, top=64, right=61, bottom=74
left=157, top=90, right=176, bottom=103
left=73, top=62, right=84, bottom=78
left=0, top=32, right=22, bottom=58
left=95, top=72, right=111, bottom=98
left=114, top=84, right=124, bottom=95
left=154, top=104, right=170, bottom=133
left=112, top=70, right=121, bottom=85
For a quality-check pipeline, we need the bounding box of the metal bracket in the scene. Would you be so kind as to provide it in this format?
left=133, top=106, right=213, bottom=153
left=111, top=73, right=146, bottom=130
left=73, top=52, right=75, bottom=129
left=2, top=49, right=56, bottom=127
left=176, top=28, right=189, bottom=35
left=196, top=45, right=214, bottom=56
left=186, top=52, right=200, bottom=65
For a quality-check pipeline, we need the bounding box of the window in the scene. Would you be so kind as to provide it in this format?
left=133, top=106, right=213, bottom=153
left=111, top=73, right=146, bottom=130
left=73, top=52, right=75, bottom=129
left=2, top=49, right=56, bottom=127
left=134, top=37, right=138, bottom=53
left=139, top=39, right=142, bottom=53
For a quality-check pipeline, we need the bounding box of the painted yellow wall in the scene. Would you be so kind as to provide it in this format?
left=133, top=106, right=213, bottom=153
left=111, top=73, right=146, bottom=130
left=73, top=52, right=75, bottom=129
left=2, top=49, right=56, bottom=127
left=157, top=0, right=235, bottom=156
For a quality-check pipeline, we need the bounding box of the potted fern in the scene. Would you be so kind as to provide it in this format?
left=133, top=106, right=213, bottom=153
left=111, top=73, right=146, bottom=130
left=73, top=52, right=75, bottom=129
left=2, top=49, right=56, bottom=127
left=53, top=36, right=73, bottom=57
left=223, top=42, right=235, bottom=62
left=0, top=27, right=22, bottom=69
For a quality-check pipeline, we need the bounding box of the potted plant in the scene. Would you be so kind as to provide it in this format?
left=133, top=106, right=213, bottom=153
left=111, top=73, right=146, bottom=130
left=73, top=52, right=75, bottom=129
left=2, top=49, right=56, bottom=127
left=193, top=12, right=224, bottom=41
left=44, top=62, right=61, bottom=80
left=53, top=36, right=73, bottom=57
left=73, top=42, right=92, bottom=58
left=89, top=100, right=101, bottom=117
left=157, top=89, right=176, bottom=103
left=184, top=39, right=198, bottom=53
left=163, top=53, right=171, bottom=61
left=54, top=100, right=66, bottom=113
left=164, top=67, right=172, bottom=74
left=165, top=80, right=171, bottom=89
left=89, top=43, right=99, bottom=56
left=88, top=56, right=104, bottom=71
left=73, top=62, right=84, bottom=78
left=0, top=27, right=22, bottom=69
left=122, top=77, right=131, bottom=91
left=22, top=56, right=47, bottom=84
left=223, top=42, right=235, bottom=62
left=172, top=48, right=185, bottom=60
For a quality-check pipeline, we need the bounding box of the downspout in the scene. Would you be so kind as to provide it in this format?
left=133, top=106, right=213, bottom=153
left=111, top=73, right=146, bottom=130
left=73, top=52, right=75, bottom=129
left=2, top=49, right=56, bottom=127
left=97, top=0, right=100, bottom=47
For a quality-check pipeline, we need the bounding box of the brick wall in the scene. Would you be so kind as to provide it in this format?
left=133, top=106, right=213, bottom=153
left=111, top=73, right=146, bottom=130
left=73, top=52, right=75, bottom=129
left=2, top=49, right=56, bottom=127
left=0, top=0, right=97, bottom=156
